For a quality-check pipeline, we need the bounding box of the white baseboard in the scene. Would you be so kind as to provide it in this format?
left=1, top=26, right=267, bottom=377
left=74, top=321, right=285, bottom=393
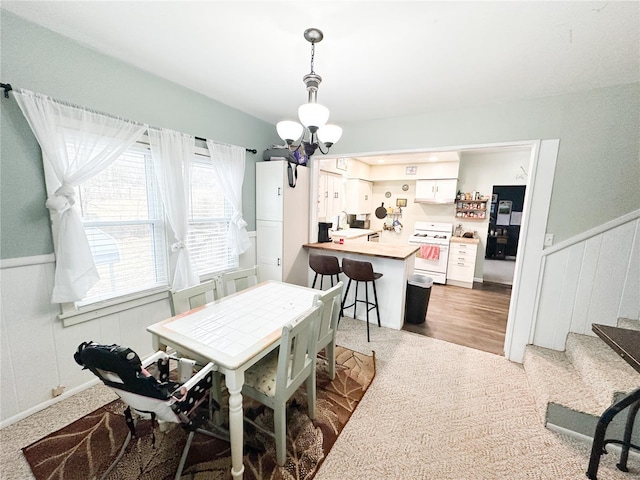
left=0, top=378, right=100, bottom=430
left=546, top=422, right=640, bottom=462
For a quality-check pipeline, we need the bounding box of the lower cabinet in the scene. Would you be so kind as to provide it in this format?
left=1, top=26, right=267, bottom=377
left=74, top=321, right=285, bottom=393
left=446, top=242, right=478, bottom=288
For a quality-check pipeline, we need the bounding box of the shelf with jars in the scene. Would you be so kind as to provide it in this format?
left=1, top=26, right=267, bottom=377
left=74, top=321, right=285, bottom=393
left=456, top=199, right=488, bottom=219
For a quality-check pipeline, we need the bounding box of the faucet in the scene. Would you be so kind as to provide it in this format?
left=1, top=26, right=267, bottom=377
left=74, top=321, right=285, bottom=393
left=340, top=211, right=348, bottom=230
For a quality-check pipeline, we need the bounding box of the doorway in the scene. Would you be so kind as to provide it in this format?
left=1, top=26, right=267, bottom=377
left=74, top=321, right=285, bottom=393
left=312, top=139, right=559, bottom=362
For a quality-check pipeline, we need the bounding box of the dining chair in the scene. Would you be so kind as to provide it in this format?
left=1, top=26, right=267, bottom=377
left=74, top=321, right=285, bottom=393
left=314, top=282, right=343, bottom=380
left=170, top=279, right=222, bottom=316
left=74, top=341, right=229, bottom=480
left=220, top=265, right=259, bottom=297
left=242, top=302, right=324, bottom=466
left=170, top=279, right=224, bottom=425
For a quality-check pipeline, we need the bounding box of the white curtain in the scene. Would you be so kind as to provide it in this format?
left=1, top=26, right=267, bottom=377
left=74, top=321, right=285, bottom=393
left=206, top=140, right=251, bottom=256
left=14, top=89, right=146, bottom=303
left=149, top=128, right=199, bottom=291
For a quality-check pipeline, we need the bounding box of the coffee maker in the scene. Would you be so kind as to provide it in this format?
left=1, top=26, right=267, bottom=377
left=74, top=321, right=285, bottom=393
left=318, top=222, right=332, bottom=243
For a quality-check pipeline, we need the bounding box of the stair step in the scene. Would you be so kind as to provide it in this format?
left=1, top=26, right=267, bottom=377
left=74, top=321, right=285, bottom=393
left=617, top=317, right=640, bottom=331
left=565, top=332, right=638, bottom=408
left=523, top=345, right=602, bottom=422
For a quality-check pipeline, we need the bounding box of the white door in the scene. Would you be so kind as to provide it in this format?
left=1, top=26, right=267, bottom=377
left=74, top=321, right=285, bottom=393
left=256, top=220, right=283, bottom=281
left=256, top=161, right=284, bottom=221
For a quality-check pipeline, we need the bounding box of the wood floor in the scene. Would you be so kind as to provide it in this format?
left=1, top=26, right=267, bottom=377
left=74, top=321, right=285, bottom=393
left=403, top=281, right=512, bottom=356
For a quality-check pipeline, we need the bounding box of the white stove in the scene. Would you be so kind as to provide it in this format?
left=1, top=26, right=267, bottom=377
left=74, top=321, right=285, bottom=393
left=408, top=222, right=453, bottom=284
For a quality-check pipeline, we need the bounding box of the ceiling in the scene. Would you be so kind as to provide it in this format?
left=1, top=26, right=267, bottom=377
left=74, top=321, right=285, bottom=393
left=3, top=1, right=639, bottom=163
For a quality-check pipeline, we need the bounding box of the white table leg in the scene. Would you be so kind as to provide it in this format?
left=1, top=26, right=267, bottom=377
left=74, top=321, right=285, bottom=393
left=225, top=369, right=245, bottom=479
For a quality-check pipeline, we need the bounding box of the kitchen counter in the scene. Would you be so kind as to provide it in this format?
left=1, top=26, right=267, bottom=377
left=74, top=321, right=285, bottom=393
left=330, top=228, right=377, bottom=239
left=303, top=241, right=418, bottom=260
left=451, top=236, right=480, bottom=245
left=304, top=242, right=418, bottom=332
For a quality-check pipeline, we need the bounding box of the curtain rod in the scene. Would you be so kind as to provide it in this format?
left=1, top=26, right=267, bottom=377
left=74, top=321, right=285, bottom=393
left=0, top=82, right=257, bottom=154
left=1, top=83, right=12, bottom=98
left=195, top=136, right=257, bottom=155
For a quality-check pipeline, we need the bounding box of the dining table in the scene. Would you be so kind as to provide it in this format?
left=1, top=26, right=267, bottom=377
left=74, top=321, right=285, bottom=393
left=147, top=280, right=320, bottom=479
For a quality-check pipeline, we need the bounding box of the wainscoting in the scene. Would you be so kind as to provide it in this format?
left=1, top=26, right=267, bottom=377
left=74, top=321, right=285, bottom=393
left=532, top=211, right=639, bottom=351
left=0, top=234, right=257, bottom=428
left=0, top=256, right=172, bottom=428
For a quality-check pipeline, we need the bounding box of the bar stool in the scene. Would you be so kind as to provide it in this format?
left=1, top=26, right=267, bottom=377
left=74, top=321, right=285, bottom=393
left=309, top=254, right=342, bottom=290
left=340, top=258, right=382, bottom=342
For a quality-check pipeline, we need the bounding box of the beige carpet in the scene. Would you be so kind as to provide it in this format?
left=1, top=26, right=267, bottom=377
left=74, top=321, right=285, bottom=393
left=2, top=317, right=637, bottom=480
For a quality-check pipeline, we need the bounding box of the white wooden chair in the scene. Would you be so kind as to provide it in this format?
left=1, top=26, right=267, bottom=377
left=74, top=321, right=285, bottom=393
left=314, top=282, right=343, bottom=380
left=242, top=302, right=323, bottom=466
left=170, top=279, right=224, bottom=424
left=220, top=265, right=259, bottom=297
left=170, top=279, right=222, bottom=316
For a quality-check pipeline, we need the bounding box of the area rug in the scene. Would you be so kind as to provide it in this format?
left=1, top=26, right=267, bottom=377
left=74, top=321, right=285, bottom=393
left=22, top=346, right=375, bottom=480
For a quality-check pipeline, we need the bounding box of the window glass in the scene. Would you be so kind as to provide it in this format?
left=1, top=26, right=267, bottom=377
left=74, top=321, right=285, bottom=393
left=187, top=158, right=237, bottom=274
left=72, top=145, right=237, bottom=307
left=75, top=145, right=168, bottom=304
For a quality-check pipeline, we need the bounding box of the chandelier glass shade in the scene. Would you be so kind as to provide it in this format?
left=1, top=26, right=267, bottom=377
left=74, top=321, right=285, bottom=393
left=276, top=28, right=342, bottom=156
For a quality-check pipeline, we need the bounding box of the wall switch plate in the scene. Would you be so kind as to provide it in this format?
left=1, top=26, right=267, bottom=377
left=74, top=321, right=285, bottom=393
left=544, top=233, right=554, bottom=247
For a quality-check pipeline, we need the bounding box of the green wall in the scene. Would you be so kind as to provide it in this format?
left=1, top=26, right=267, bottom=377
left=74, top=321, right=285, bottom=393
left=330, top=84, right=640, bottom=242
left=2, top=10, right=639, bottom=260
left=1, top=11, right=279, bottom=259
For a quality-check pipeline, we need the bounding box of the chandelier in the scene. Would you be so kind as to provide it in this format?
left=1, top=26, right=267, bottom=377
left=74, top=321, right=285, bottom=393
left=276, top=28, right=342, bottom=157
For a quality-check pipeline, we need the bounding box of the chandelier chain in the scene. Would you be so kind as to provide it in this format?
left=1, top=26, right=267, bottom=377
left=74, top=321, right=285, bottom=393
left=309, top=42, right=315, bottom=74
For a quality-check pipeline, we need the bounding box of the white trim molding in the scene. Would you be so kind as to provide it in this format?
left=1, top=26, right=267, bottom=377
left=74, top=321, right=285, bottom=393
left=0, top=253, right=55, bottom=269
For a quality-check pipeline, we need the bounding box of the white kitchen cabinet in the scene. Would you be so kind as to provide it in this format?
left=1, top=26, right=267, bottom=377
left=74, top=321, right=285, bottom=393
left=318, top=171, right=344, bottom=219
left=256, top=161, right=309, bottom=285
left=446, top=241, right=478, bottom=288
left=414, top=179, right=457, bottom=203
left=345, top=179, right=373, bottom=214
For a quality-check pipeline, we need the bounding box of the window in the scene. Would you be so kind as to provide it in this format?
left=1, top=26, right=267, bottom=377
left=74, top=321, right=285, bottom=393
left=75, top=144, right=168, bottom=305
left=71, top=142, right=236, bottom=307
left=187, top=155, right=237, bottom=275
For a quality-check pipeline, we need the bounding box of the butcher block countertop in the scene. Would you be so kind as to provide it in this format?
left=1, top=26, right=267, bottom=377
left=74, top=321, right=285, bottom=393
left=304, top=242, right=419, bottom=260
left=450, top=236, right=480, bottom=245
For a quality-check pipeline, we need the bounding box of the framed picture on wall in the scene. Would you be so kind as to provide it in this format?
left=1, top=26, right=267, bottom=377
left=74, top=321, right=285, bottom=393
left=336, top=157, right=347, bottom=171
left=396, top=198, right=407, bottom=207
left=498, top=200, right=512, bottom=215
left=497, top=200, right=512, bottom=226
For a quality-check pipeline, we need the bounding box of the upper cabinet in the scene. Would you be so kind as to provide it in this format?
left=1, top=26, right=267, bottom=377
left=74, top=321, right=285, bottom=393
left=414, top=179, right=458, bottom=204
left=317, top=171, right=344, bottom=219
left=344, top=179, right=373, bottom=214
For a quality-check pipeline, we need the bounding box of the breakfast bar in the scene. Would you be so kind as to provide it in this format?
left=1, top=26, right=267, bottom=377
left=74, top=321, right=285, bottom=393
left=303, top=242, right=419, bottom=330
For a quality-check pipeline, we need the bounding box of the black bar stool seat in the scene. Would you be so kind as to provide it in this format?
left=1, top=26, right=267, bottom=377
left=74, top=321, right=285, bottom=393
left=340, top=258, right=382, bottom=342
left=309, top=254, right=342, bottom=290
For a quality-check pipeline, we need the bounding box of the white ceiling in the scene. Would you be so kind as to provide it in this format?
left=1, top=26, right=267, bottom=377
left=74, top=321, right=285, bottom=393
left=3, top=1, right=639, bottom=163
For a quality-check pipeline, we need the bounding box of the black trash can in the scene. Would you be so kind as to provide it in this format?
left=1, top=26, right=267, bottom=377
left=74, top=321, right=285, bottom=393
left=404, top=274, right=433, bottom=324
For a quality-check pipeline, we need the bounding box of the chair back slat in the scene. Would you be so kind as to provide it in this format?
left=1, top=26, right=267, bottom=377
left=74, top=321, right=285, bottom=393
left=277, top=303, right=323, bottom=391
left=315, top=282, right=343, bottom=354
left=171, top=279, right=221, bottom=315
left=221, top=265, right=259, bottom=296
